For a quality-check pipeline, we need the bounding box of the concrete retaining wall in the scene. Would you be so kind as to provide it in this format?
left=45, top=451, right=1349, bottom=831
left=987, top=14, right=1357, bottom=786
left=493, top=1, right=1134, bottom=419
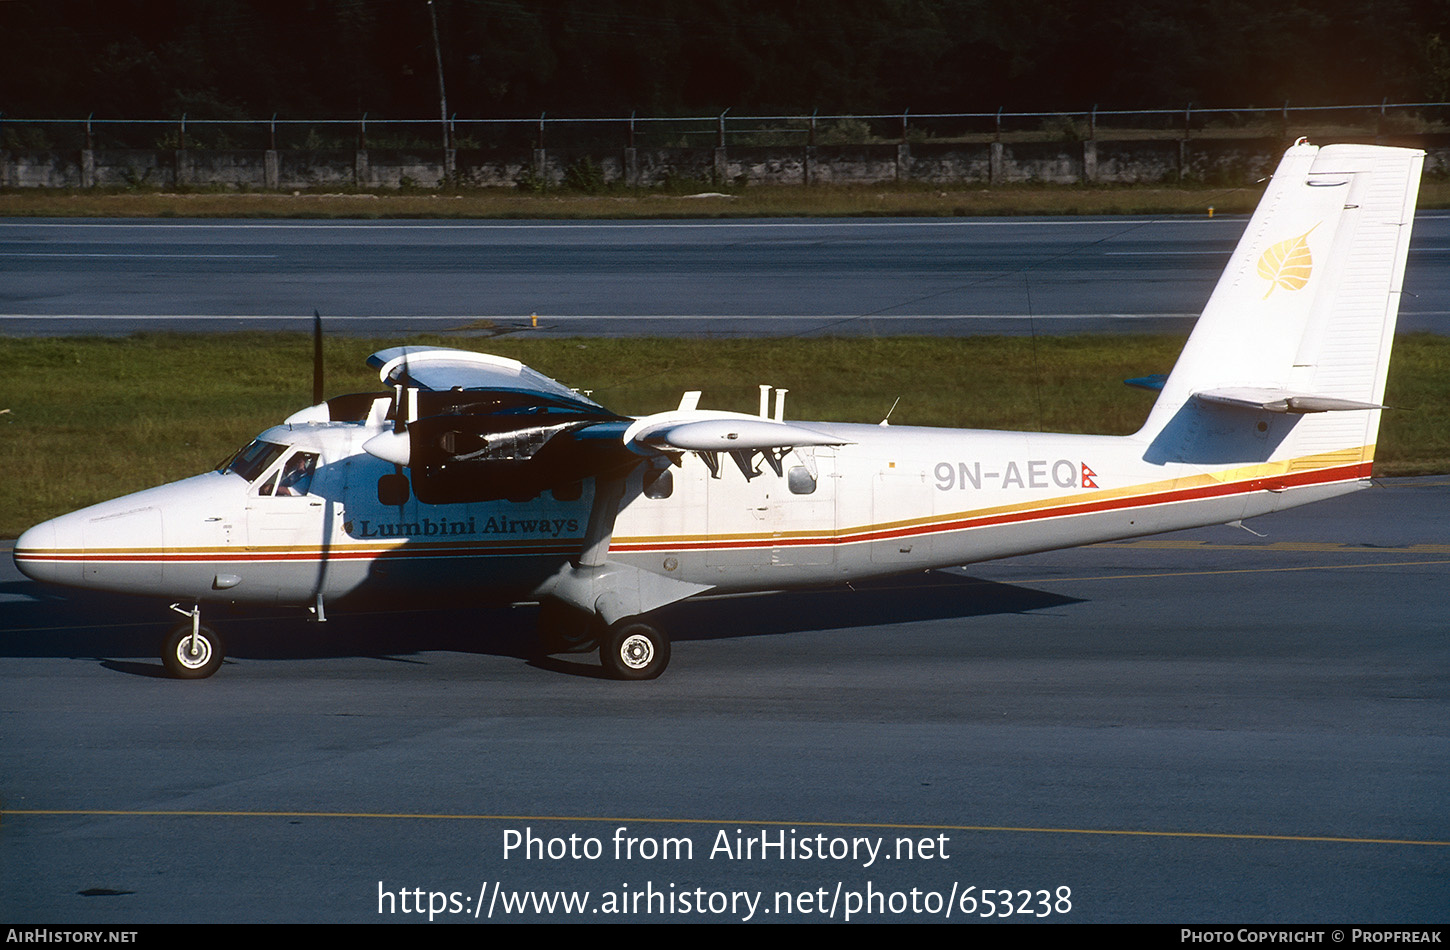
left=3, top=136, right=1447, bottom=190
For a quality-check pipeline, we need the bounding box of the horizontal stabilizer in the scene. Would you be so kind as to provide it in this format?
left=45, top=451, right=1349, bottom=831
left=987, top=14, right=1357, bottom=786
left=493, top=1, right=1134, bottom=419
left=1193, top=387, right=1385, bottom=414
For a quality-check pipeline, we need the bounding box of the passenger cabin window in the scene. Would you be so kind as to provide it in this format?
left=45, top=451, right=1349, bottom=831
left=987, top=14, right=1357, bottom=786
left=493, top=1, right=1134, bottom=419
left=788, top=465, right=816, bottom=495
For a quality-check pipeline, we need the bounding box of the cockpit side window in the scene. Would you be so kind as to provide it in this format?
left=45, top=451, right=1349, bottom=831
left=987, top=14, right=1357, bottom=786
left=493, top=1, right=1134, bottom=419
left=221, top=440, right=287, bottom=482
left=275, top=452, right=318, bottom=496
left=256, top=451, right=318, bottom=497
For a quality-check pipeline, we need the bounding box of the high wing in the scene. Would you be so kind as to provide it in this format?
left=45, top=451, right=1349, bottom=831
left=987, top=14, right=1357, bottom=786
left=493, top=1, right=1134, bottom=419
left=368, top=346, right=609, bottom=412
left=356, top=346, right=849, bottom=652
left=359, top=346, right=848, bottom=503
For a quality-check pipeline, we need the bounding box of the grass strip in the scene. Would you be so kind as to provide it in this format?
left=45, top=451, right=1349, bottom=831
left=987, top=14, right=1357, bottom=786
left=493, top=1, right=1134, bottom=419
left=2, top=333, right=1445, bottom=539
left=0, top=182, right=1305, bottom=220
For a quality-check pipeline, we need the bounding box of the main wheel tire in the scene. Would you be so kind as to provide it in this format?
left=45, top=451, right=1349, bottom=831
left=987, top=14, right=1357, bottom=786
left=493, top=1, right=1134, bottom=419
left=600, top=618, right=670, bottom=681
left=162, top=623, right=225, bottom=679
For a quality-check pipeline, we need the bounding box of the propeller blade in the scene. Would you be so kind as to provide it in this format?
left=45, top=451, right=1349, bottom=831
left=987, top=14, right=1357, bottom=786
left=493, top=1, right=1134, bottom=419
left=312, top=310, right=324, bottom=406
left=394, top=348, right=410, bottom=435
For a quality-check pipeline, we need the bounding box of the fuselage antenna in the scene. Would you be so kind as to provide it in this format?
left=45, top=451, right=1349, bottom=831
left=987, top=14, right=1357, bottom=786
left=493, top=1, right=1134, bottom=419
left=879, top=396, right=901, bottom=426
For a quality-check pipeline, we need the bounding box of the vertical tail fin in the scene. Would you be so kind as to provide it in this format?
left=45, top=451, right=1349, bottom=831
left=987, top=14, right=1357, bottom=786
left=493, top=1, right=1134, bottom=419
left=1137, top=141, right=1423, bottom=474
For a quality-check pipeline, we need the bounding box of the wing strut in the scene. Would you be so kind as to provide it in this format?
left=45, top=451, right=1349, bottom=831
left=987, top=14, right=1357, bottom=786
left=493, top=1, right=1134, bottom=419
left=578, top=465, right=629, bottom=569
left=537, top=465, right=713, bottom=652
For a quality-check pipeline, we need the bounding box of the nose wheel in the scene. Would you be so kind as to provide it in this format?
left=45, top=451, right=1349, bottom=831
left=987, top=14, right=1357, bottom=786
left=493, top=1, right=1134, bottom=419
left=163, top=604, right=225, bottom=679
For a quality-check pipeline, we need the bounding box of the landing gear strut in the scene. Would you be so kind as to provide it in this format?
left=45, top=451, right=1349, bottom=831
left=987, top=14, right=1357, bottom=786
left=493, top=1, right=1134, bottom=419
left=599, top=618, right=670, bottom=681
left=163, top=604, right=225, bottom=679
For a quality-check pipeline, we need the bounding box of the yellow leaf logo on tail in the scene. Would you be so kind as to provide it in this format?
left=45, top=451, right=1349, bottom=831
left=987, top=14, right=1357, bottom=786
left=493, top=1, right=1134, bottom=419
left=1257, top=225, right=1318, bottom=298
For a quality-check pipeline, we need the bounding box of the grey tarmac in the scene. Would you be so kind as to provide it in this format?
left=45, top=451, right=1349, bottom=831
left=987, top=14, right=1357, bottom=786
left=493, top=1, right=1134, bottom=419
left=2, top=215, right=1449, bottom=337
left=1, top=478, right=1446, bottom=923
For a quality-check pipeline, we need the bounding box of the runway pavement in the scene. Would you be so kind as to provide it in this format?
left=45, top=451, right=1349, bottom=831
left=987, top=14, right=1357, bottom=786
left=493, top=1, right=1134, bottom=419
left=2, top=215, right=1449, bottom=337
left=2, top=477, right=1446, bottom=923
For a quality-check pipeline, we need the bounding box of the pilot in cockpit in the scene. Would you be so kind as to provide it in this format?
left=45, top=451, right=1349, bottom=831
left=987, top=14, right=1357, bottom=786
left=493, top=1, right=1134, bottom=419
left=276, top=452, right=317, bottom=496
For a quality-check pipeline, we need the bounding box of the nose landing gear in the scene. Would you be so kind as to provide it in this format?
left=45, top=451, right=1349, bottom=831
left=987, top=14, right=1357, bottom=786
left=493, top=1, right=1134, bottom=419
left=163, top=604, right=225, bottom=679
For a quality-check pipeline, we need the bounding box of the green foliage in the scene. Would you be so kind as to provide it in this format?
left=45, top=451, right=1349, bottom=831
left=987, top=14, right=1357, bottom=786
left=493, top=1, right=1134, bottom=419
left=2, top=125, right=53, bottom=150
left=1038, top=115, right=1089, bottom=142
left=562, top=156, right=608, bottom=193
left=514, top=164, right=549, bottom=193
left=815, top=118, right=875, bottom=146
left=3, top=2, right=1449, bottom=124
left=301, top=128, right=333, bottom=152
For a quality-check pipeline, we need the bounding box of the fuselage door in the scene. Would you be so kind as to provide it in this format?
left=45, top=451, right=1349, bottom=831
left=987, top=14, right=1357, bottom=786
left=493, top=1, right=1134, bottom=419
left=244, top=450, right=327, bottom=591
left=870, top=460, right=932, bottom=564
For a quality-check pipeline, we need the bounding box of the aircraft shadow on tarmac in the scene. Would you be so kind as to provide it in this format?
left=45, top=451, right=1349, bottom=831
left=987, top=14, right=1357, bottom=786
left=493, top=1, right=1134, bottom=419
left=0, top=572, right=1082, bottom=677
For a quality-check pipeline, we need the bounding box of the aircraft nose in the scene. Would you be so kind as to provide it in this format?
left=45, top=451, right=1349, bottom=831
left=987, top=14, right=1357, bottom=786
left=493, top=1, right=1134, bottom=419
left=14, top=517, right=82, bottom=587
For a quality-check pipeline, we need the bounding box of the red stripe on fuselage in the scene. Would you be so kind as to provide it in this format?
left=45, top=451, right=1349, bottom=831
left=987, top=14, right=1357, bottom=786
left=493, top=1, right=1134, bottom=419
left=14, top=462, right=1369, bottom=565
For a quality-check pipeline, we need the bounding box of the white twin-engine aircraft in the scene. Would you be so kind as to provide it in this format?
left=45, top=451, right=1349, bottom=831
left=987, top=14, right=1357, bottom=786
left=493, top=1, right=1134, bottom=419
left=14, top=141, right=1424, bottom=680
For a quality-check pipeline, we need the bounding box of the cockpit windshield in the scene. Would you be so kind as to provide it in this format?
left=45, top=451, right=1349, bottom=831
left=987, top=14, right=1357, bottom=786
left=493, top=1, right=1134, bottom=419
left=218, top=440, right=288, bottom=482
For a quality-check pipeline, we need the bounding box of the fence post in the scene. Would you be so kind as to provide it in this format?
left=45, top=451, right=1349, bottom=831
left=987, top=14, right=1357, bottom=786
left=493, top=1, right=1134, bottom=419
left=77, top=113, right=94, bottom=188
left=265, top=113, right=279, bottom=189
left=80, top=114, right=95, bottom=188
left=534, top=112, right=546, bottom=185
left=445, top=111, right=456, bottom=186
left=175, top=113, right=187, bottom=187
left=714, top=109, right=729, bottom=184
left=990, top=107, right=1004, bottom=183
left=897, top=108, right=910, bottom=182
left=625, top=112, right=638, bottom=187
left=805, top=110, right=816, bottom=186
left=355, top=114, right=369, bottom=188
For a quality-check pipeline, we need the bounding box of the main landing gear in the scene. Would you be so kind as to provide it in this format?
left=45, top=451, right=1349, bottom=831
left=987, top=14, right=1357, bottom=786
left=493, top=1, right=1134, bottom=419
left=537, top=602, right=672, bottom=680
left=599, top=618, right=670, bottom=681
left=163, top=604, right=225, bottom=679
